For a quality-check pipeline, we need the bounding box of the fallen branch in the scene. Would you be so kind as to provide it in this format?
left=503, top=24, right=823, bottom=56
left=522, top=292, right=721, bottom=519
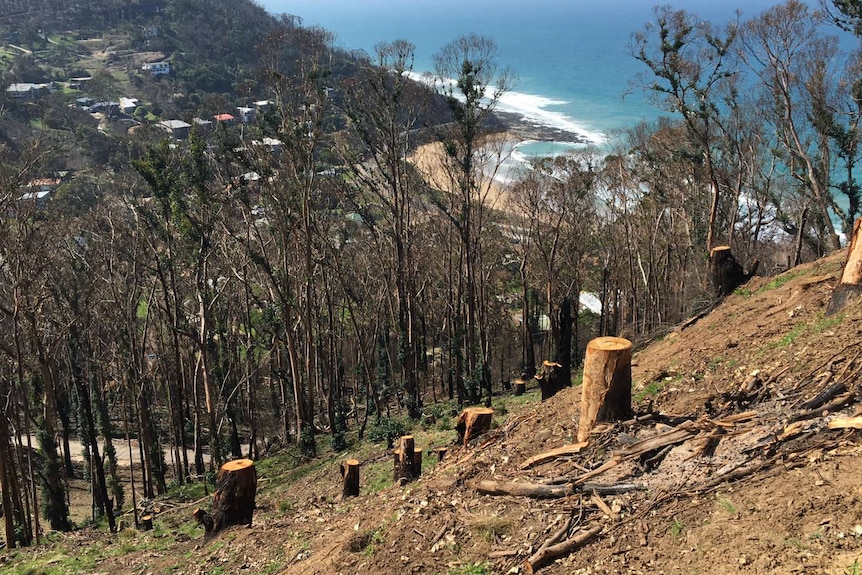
left=788, top=392, right=854, bottom=423
left=524, top=524, right=602, bottom=574
left=827, top=415, right=862, bottom=430
left=520, top=442, right=589, bottom=470
left=799, top=382, right=847, bottom=411
left=475, top=480, right=575, bottom=499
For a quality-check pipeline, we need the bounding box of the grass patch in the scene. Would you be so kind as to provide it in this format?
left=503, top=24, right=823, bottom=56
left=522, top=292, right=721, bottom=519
left=813, top=313, right=844, bottom=333
left=757, top=270, right=801, bottom=293
left=776, top=323, right=806, bottom=348
left=634, top=379, right=670, bottom=403
left=717, top=496, right=737, bottom=515
left=668, top=518, right=685, bottom=538
left=733, top=287, right=752, bottom=297
left=445, top=562, right=492, bottom=575
left=469, top=515, right=512, bottom=543
left=845, top=558, right=861, bottom=575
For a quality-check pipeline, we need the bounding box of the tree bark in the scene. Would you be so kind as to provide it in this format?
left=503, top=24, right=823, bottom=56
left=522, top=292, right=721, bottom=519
left=341, top=459, right=360, bottom=498
left=578, top=337, right=632, bottom=442
left=393, top=435, right=417, bottom=482
left=194, top=458, right=257, bottom=537
left=455, top=407, right=494, bottom=446
left=710, top=246, right=759, bottom=297
left=827, top=217, right=862, bottom=315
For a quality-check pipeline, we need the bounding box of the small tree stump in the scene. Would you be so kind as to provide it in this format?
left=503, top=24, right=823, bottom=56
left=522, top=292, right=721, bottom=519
left=340, top=459, right=360, bottom=499
left=435, top=447, right=447, bottom=462
left=393, top=435, right=417, bottom=482
left=578, top=337, right=633, bottom=442
left=455, top=407, right=494, bottom=446
left=827, top=217, right=862, bottom=315
left=514, top=378, right=527, bottom=396
left=140, top=513, right=153, bottom=531
left=536, top=360, right=566, bottom=401
left=193, top=458, right=257, bottom=537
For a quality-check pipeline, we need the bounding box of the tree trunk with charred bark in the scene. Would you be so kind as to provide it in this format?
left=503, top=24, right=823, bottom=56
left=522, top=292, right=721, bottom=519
left=827, top=218, right=862, bottom=315
left=710, top=246, right=759, bottom=297
left=341, top=459, right=360, bottom=498
left=193, top=459, right=257, bottom=537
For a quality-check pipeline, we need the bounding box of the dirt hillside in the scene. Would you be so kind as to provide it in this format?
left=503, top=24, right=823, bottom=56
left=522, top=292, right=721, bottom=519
left=6, top=250, right=862, bottom=575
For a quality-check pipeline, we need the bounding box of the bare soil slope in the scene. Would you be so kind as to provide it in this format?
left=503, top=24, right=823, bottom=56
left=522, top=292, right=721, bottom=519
left=8, top=250, right=862, bottom=575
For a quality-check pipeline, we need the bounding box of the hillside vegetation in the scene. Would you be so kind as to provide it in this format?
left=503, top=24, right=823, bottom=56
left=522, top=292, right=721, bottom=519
left=2, top=2, right=862, bottom=573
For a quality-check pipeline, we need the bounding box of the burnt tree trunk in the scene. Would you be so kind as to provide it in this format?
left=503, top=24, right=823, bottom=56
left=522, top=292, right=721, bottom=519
left=455, top=407, right=494, bottom=446
left=578, top=337, right=632, bottom=442
left=827, top=217, right=862, bottom=315
left=710, top=246, right=759, bottom=297
left=341, top=459, right=360, bottom=499
left=193, top=458, right=257, bottom=537
left=536, top=360, right=566, bottom=401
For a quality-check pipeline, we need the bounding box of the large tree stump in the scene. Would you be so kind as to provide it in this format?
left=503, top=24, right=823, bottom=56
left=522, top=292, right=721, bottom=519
left=393, top=435, right=417, bottom=482
left=455, top=407, right=494, bottom=446
left=413, top=448, right=423, bottom=478
left=827, top=217, right=862, bottom=315
left=192, top=458, right=257, bottom=536
left=340, top=459, right=360, bottom=499
left=578, top=337, right=633, bottom=442
left=710, top=246, right=759, bottom=297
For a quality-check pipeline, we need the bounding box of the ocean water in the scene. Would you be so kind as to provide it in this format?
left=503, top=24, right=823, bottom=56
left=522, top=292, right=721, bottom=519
left=259, top=0, right=788, bottom=148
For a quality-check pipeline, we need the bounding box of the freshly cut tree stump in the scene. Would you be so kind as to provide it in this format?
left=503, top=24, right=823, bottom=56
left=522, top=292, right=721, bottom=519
left=140, top=513, right=153, bottom=531
left=514, top=378, right=527, bottom=396
left=827, top=217, right=862, bottom=315
left=193, top=458, right=257, bottom=536
left=710, top=246, right=759, bottom=297
left=435, top=447, right=448, bottom=462
left=455, top=407, right=494, bottom=446
left=393, top=435, right=417, bottom=482
left=536, top=360, right=565, bottom=401
left=413, top=448, right=423, bottom=478
left=578, top=337, right=633, bottom=443
left=340, top=459, right=360, bottom=499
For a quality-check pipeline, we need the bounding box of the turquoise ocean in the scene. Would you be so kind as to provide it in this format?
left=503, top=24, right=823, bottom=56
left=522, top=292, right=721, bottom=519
left=257, top=0, right=820, bottom=165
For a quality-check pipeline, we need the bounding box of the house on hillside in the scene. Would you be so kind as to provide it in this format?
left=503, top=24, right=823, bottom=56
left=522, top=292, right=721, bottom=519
left=214, top=113, right=235, bottom=125
left=119, top=97, right=139, bottom=115
left=237, top=106, right=255, bottom=124
left=193, top=118, right=213, bottom=133
left=159, top=119, right=191, bottom=139
left=142, top=61, right=170, bottom=76
left=76, top=96, right=95, bottom=108
left=19, top=178, right=61, bottom=208
left=6, top=83, right=50, bottom=100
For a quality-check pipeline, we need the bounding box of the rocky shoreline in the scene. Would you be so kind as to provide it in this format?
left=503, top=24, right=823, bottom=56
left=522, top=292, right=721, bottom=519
left=491, top=110, right=592, bottom=145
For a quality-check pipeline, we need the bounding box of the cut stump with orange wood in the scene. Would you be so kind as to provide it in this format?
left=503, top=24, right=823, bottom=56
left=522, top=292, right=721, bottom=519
left=827, top=217, right=862, bottom=315
left=578, top=337, right=633, bottom=443
left=341, top=459, right=360, bottom=498
left=455, top=407, right=494, bottom=447
left=193, top=458, right=257, bottom=537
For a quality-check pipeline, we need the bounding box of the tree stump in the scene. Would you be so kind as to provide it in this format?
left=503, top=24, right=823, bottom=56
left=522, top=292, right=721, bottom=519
left=710, top=246, right=759, bottom=297
left=413, top=448, right=423, bottom=478
left=393, top=435, right=417, bottom=482
left=827, top=217, right=862, bottom=315
left=435, top=447, right=448, bottom=462
left=578, top=337, right=633, bottom=442
left=340, top=459, right=360, bottom=499
left=192, top=458, right=257, bottom=537
left=455, top=407, right=494, bottom=446
left=514, top=378, right=527, bottom=396
left=140, top=513, right=153, bottom=531
left=536, top=360, right=567, bottom=401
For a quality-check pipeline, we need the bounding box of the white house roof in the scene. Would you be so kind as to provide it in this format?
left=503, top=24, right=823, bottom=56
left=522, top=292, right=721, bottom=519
left=159, top=120, right=191, bottom=129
